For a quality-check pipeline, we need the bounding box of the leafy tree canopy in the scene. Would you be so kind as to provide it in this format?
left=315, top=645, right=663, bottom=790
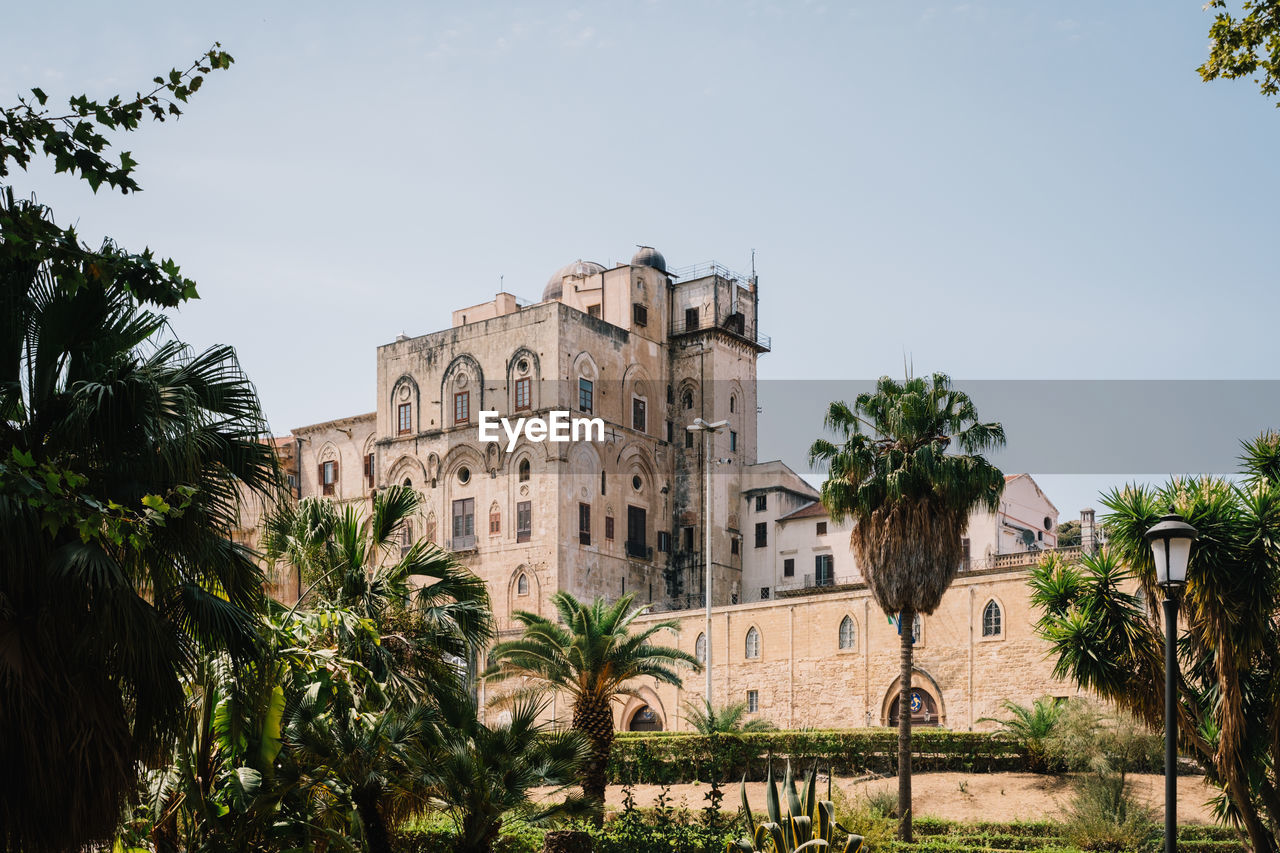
left=1200, top=1, right=1280, bottom=106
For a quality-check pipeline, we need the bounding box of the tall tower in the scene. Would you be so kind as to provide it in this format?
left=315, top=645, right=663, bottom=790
left=664, top=256, right=769, bottom=607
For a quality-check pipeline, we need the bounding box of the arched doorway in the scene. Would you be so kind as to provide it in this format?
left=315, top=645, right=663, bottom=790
left=628, top=705, right=663, bottom=732
left=886, top=689, right=941, bottom=727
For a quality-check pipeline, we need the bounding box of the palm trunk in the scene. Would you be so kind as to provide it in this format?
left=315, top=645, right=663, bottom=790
left=354, top=789, right=393, bottom=853
left=572, top=695, right=615, bottom=827
left=898, top=608, right=914, bottom=843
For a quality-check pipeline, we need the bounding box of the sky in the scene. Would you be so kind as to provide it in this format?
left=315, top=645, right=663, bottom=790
left=4, top=1, right=1278, bottom=517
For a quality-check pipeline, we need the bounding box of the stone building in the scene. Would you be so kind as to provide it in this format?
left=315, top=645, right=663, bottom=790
left=239, top=243, right=1091, bottom=733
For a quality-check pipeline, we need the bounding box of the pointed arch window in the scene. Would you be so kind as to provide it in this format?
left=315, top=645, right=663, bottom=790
left=982, top=600, right=1002, bottom=637
left=839, top=616, right=856, bottom=649
left=516, top=573, right=529, bottom=596
left=745, top=627, right=761, bottom=659
left=519, top=458, right=530, bottom=482
left=695, top=632, right=707, bottom=664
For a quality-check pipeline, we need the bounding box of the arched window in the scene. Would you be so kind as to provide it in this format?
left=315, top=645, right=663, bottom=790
left=839, top=616, right=856, bottom=649
left=911, top=613, right=922, bottom=645
left=517, top=573, right=529, bottom=596
left=681, top=390, right=693, bottom=410
left=730, top=395, right=736, bottom=413
left=982, top=600, right=1002, bottom=637
left=745, top=627, right=761, bottom=659
left=402, top=478, right=412, bottom=488
left=695, top=632, right=707, bottom=664
left=400, top=519, right=413, bottom=557
left=519, top=458, right=530, bottom=482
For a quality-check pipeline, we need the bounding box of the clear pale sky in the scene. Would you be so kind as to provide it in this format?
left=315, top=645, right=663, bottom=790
left=4, top=1, right=1277, bottom=517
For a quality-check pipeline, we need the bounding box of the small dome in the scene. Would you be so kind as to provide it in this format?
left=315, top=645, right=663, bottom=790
left=631, top=246, right=667, bottom=272
left=543, top=259, right=606, bottom=301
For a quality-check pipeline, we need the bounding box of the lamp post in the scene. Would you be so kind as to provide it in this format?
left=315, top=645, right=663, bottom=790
left=687, top=417, right=728, bottom=709
left=1145, top=507, right=1197, bottom=853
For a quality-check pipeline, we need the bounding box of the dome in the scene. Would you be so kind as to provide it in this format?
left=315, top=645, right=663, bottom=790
left=543, top=259, right=606, bottom=301
left=631, top=246, right=667, bottom=272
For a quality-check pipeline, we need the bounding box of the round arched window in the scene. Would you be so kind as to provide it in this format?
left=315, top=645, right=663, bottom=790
left=518, top=459, right=530, bottom=482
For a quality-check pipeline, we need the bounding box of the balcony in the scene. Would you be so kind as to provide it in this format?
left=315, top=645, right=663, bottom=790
left=670, top=308, right=771, bottom=351
left=625, top=540, right=653, bottom=561
left=776, top=572, right=861, bottom=597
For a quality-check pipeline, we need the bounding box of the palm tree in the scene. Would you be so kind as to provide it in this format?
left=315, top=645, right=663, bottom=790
left=0, top=197, right=281, bottom=852
left=487, top=592, right=700, bottom=822
left=978, top=698, right=1065, bottom=773
left=423, top=693, right=589, bottom=853
left=262, top=485, right=492, bottom=696
left=808, top=373, right=1005, bottom=841
left=287, top=681, right=435, bottom=853
left=684, top=699, right=776, bottom=734
left=1030, top=443, right=1280, bottom=853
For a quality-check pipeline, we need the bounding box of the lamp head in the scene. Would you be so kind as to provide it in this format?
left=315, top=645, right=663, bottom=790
left=1144, top=506, right=1197, bottom=589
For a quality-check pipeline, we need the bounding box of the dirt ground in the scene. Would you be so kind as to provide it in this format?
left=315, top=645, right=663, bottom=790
left=538, top=772, right=1222, bottom=825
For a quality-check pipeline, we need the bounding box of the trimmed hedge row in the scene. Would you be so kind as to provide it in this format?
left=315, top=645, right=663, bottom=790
left=608, top=729, right=1029, bottom=784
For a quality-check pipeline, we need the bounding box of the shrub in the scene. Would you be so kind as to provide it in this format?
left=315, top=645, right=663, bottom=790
left=609, top=729, right=1027, bottom=784
left=979, top=698, right=1068, bottom=774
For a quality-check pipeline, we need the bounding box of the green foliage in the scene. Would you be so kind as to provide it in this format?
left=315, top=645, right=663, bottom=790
left=686, top=699, right=779, bottom=734
left=731, top=760, right=864, bottom=853
left=263, top=486, right=493, bottom=698
left=1200, top=1, right=1280, bottom=105
left=487, top=592, right=700, bottom=818
left=0, top=50, right=284, bottom=851
left=807, top=373, right=1006, bottom=615
left=809, top=373, right=1005, bottom=843
left=978, top=698, right=1067, bottom=774
left=422, top=693, right=590, bottom=853
left=1, top=45, right=233, bottom=194
left=609, top=730, right=1030, bottom=784
left=1030, top=438, right=1280, bottom=853
left=1056, top=520, right=1081, bottom=548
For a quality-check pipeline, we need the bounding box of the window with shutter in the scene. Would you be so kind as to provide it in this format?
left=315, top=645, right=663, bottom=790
left=398, top=403, right=412, bottom=435
left=578, top=503, right=591, bottom=546
left=454, top=391, right=470, bottom=425
left=514, top=378, right=531, bottom=411
left=516, top=501, right=531, bottom=542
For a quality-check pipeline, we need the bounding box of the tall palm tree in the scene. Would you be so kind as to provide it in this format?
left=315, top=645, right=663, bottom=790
left=423, top=693, right=589, bottom=853
left=808, top=373, right=1005, bottom=841
left=487, top=592, right=700, bottom=822
left=0, top=198, right=281, bottom=852
left=262, top=485, right=492, bottom=696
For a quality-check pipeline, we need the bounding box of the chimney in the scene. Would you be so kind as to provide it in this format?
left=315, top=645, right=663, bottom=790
left=1080, top=508, right=1096, bottom=554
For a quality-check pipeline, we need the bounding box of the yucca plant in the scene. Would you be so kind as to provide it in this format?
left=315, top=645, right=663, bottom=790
left=731, top=761, right=863, bottom=853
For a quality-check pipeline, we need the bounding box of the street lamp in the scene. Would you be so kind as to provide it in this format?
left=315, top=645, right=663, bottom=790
left=1145, top=507, right=1197, bottom=853
left=687, top=417, right=728, bottom=709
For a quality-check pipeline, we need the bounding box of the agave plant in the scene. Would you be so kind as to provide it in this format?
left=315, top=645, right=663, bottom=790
left=731, top=761, right=863, bottom=853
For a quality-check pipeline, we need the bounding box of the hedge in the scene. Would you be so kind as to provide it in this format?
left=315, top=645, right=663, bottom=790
left=608, top=729, right=1029, bottom=784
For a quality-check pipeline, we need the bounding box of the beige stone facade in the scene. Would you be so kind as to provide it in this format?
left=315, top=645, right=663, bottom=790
left=241, top=243, right=1091, bottom=735
left=620, top=547, right=1088, bottom=734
